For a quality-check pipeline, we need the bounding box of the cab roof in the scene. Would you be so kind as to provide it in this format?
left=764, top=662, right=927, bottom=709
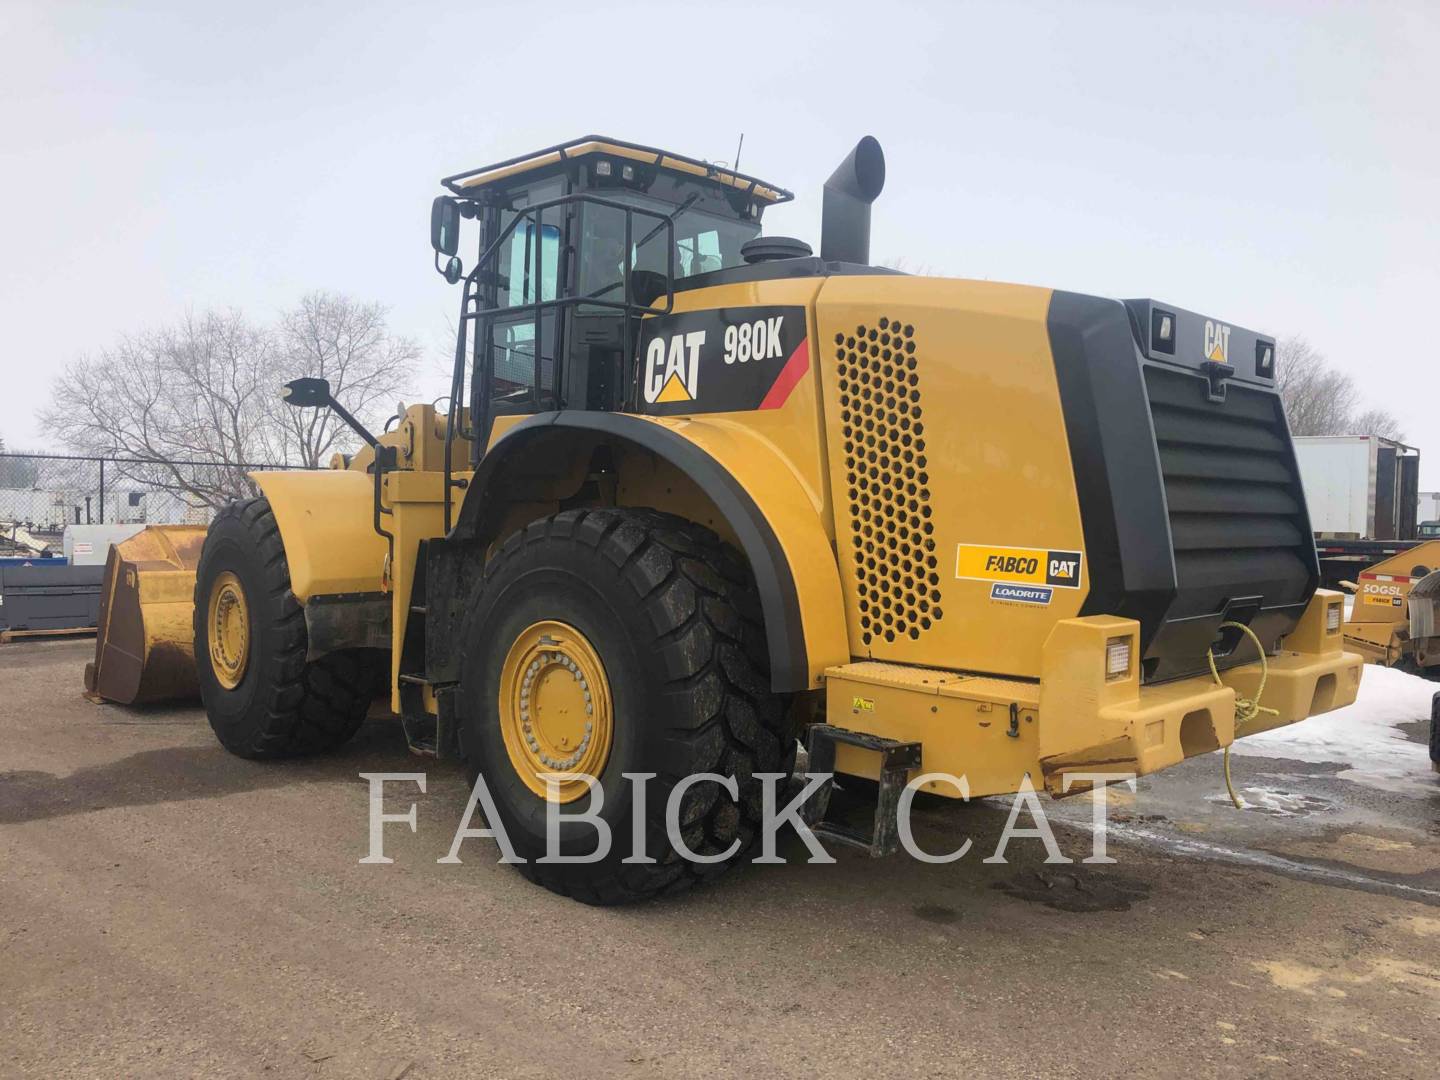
left=441, top=135, right=794, bottom=205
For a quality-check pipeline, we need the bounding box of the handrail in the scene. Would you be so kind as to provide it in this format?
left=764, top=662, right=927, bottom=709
left=441, top=192, right=678, bottom=533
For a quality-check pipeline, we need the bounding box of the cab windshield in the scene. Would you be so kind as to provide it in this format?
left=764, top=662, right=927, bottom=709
left=577, top=187, right=759, bottom=301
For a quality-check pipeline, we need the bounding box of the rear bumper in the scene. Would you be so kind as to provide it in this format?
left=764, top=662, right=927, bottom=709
left=823, top=589, right=1362, bottom=798
left=1038, top=646, right=1362, bottom=791
left=1035, top=589, right=1360, bottom=791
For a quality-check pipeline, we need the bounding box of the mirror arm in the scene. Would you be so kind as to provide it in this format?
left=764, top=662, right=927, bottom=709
left=299, top=394, right=380, bottom=449
left=328, top=398, right=380, bottom=449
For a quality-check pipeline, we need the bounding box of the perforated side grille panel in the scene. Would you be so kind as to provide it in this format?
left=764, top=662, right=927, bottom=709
left=835, top=317, right=943, bottom=646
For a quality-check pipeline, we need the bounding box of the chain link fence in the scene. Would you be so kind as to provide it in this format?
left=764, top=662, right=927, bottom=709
left=0, top=453, right=296, bottom=558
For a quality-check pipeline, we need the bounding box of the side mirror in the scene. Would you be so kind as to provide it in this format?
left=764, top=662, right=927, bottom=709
left=280, top=376, right=380, bottom=447
left=443, top=255, right=463, bottom=284
left=281, top=377, right=332, bottom=408
left=431, top=196, right=461, bottom=256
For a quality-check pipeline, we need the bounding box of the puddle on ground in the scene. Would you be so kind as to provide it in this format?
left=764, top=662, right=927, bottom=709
left=912, top=903, right=961, bottom=925
left=992, top=869, right=1151, bottom=912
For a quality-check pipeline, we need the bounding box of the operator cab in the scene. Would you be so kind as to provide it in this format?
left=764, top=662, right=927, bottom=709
left=430, top=136, right=792, bottom=445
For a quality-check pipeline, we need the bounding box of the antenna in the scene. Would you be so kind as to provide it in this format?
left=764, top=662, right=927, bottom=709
left=733, top=133, right=744, bottom=175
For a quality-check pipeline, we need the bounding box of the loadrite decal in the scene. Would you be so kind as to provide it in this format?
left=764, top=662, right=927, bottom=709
left=990, top=583, right=1053, bottom=606
left=955, top=544, right=1084, bottom=590
left=638, top=305, right=809, bottom=415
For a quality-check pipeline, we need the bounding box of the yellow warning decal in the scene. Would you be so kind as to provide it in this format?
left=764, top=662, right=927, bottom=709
left=1363, top=593, right=1402, bottom=607
left=955, top=545, right=1083, bottom=589
left=851, top=696, right=874, bottom=712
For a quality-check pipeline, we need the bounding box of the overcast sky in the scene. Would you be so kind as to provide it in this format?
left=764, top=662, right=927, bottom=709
left=2, top=1, right=1436, bottom=482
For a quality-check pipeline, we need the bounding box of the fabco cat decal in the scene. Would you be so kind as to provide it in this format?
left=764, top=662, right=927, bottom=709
left=955, top=544, right=1084, bottom=601
left=639, top=306, right=809, bottom=415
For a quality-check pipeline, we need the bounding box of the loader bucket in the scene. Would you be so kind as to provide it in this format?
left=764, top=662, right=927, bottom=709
left=84, top=525, right=208, bottom=705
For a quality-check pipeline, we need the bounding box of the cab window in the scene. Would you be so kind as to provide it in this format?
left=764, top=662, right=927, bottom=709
left=576, top=189, right=758, bottom=304
left=677, top=229, right=726, bottom=277
left=497, top=220, right=560, bottom=307
left=486, top=180, right=564, bottom=412
left=576, top=202, right=671, bottom=306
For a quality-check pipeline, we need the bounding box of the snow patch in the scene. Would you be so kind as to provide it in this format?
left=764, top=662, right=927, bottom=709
left=1203, top=787, right=1335, bottom=816
left=1231, top=665, right=1437, bottom=796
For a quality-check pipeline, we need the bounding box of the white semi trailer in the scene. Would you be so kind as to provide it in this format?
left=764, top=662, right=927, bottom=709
left=1418, top=491, right=1440, bottom=531
left=1293, top=435, right=1419, bottom=539
left=1292, top=435, right=1422, bottom=587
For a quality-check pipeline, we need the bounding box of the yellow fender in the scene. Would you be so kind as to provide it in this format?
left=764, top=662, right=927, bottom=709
left=641, top=414, right=850, bottom=690
left=462, top=411, right=850, bottom=692
left=250, top=469, right=387, bottom=600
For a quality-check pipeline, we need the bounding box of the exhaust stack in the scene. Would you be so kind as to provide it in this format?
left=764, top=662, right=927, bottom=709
left=820, top=136, right=886, bottom=264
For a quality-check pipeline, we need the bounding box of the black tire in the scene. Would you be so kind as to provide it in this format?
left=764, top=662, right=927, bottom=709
left=1430, top=691, right=1439, bottom=768
left=194, top=497, right=383, bottom=759
left=457, top=507, right=794, bottom=904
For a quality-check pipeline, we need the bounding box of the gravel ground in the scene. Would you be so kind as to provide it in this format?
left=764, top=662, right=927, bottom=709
left=2, top=638, right=1438, bottom=1078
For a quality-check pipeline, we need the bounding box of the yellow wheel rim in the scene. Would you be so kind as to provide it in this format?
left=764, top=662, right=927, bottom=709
left=207, top=570, right=250, bottom=690
left=498, top=620, right=614, bottom=803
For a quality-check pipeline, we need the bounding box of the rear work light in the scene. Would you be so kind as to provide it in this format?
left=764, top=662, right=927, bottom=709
left=1327, top=603, right=1342, bottom=633
left=1256, top=340, right=1275, bottom=379
left=1105, top=636, right=1133, bottom=680
left=1151, top=308, right=1176, bottom=354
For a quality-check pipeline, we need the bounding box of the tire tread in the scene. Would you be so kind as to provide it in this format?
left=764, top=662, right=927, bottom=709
left=195, top=497, right=381, bottom=759
left=463, top=507, right=792, bottom=905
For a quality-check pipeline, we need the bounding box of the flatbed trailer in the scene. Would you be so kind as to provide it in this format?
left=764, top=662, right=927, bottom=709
left=1314, top=536, right=1430, bottom=590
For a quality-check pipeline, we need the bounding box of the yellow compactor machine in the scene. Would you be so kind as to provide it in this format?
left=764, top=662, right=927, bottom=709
left=89, top=136, right=1362, bottom=902
left=1340, top=540, right=1440, bottom=674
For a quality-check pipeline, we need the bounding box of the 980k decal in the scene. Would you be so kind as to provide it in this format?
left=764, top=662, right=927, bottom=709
left=638, top=305, right=810, bottom=415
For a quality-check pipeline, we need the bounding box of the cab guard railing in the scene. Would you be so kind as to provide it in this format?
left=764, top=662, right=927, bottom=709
left=442, top=193, right=678, bottom=530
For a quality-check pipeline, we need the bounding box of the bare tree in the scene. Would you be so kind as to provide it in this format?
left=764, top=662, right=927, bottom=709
left=270, top=292, right=419, bottom=467
left=0, top=434, right=41, bottom=488
left=1274, top=335, right=1403, bottom=440
left=1350, top=407, right=1406, bottom=441
left=38, top=310, right=277, bottom=507
left=37, top=293, right=419, bottom=506
left=1275, top=336, right=1357, bottom=436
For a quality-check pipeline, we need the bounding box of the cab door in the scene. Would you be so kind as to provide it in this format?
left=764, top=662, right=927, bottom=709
left=486, top=214, right=563, bottom=415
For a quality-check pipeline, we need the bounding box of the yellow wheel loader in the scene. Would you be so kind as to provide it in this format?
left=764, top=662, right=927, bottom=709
left=93, top=135, right=1362, bottom=902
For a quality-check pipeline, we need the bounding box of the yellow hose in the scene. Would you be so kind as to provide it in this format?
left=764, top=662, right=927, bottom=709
left=1206, top=621, right=1280, bottom=809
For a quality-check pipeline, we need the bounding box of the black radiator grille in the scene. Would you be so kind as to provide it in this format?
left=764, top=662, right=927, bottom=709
left=1144, top=365, right=1313, bottom=620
